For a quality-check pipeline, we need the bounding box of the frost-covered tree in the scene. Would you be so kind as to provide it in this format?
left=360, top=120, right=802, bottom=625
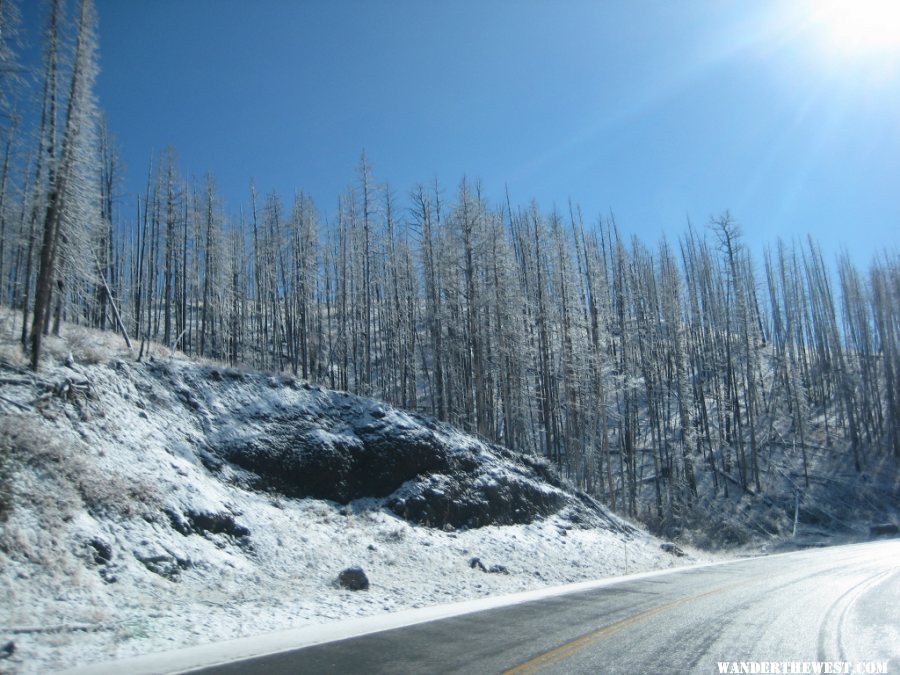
left=0, top=0, right=22, bottom=112
left=0, top=0, right=22, bottom=297
left=30, top=0, right=101, bottom=370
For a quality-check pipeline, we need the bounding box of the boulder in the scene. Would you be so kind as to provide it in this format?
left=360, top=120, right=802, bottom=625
left=660, top=542, right=685, bottom=557
left=88, top=538, right=113, bottom=565
left=469, top=557, right=508, bottom=574
left=1, top=641, right=15, bottom=660
left=337, top=566, right=369, bottom=591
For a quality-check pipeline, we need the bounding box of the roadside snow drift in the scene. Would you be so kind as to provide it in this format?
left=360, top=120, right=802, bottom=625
left=0, top=350, right=694, bottom=674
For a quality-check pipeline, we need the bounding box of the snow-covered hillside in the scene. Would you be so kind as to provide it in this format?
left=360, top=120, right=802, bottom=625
left=0, top=325, right=697, bottom=674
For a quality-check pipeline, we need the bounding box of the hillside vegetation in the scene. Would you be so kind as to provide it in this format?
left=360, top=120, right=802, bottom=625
left=0, top=0, right=896, bottom=541
left=0, top=319, right=690, bottom=673
left=0, top=0, right=900, bottom=556
left=5, top=183, right=899, bottom=542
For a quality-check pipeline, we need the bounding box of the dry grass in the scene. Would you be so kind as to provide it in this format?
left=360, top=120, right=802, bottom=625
left=0, top=413, right=161, bottom=564
left=0, top=303, right=193, bottom=368
left=0, top=308, right=28, bottom=368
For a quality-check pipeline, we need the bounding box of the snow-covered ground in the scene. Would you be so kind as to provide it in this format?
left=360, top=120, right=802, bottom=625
left=0, top=319, right=703, bottom=674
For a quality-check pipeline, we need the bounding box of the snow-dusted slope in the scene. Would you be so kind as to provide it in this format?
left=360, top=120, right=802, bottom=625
left=0, top=345, right=697, bottom=674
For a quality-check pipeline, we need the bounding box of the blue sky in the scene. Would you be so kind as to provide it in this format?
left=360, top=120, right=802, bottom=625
left=21, top=0, right=900, bottom=265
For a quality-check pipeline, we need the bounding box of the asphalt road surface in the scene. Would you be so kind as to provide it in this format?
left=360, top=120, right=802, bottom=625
left=193, top=540, right=898, bottom=675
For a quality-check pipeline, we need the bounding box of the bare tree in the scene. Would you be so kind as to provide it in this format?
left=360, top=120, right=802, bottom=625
left=30, top=0, right=100, bottom=370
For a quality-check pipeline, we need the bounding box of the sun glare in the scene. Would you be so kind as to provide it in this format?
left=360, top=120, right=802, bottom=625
left=814, top=0, right=900, bottom=57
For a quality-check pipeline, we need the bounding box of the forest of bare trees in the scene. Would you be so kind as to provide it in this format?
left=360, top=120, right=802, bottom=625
left=1, top=0, right=897, bottom=532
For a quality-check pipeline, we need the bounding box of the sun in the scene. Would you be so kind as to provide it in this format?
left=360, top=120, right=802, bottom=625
left=813, top=0, right=900, bottom=57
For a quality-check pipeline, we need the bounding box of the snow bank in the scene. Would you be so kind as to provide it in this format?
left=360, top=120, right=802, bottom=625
left=0, top=350, right=699, bottom=674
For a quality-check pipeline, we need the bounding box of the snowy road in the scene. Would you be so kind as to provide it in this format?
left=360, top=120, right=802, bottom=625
left=192, top=540, right=899, bottom=675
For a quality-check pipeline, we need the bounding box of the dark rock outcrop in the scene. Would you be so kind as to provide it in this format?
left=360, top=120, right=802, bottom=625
left=214, top=408, right=450, bottom=504
left=150, top=364, right=631, bottom=533
left=166, top=508, right=250, bottom=540
left=387, top=466, right=566, bottom=529
left=135, top=552, right=191, bottom=581
left=207, top=391, right=569, bottom=529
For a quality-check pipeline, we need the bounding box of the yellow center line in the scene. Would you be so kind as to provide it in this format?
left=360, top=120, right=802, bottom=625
left=503, top=587, right=725, bottom=675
